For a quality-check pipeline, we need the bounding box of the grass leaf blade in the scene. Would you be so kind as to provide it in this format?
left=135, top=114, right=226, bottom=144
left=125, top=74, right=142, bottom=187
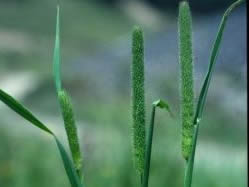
left=54, top=137, right=83, bottom=187
left=193, top=0, right=245, bottom=124
left=0, top=89, right=83, bottom=187
left=0, top=89, right=53, bottom=135
left=53, top=5, right=62, bottom=92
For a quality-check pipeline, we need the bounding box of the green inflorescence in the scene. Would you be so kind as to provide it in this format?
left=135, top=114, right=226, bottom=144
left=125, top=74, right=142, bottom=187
left=178, top=1, right=195, bottom=161
left=58, top=90, right=83, bottom=179
left=131, top=26, right=146, bottom=175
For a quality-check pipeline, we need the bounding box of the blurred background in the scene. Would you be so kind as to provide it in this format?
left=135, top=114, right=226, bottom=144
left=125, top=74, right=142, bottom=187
left=0, top=0, right=246, bottom=187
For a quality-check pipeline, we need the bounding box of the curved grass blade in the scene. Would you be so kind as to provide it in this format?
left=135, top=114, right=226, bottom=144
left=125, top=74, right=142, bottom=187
left=153, top=99, right=174, bottom=118
left=53, top=5, right=62, bottom=93
left=143, top=100, right=173, bottom=187
left=0, top=89, right=83, bottom=187
left=55, top=137, right=83, bottom=187
left=193, top=0, right=245, bottom=125
left=184, top=1, right=245, bottom=187
left=0, top=89, right=53, bottom=135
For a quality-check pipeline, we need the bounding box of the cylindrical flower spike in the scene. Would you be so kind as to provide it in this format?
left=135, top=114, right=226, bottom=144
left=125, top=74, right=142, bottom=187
left=58, top=90, right=83, bottom=180
left=131, top=26, right=146, bottom=175
left=178, top=1, right=195, bottom=161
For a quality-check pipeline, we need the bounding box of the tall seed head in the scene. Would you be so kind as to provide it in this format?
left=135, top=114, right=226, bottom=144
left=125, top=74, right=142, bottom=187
left=178, top=1, right=195, bottom=160
left=131, top=26, right=146, bottom=175
left=58, top=90, right=83, bottom=176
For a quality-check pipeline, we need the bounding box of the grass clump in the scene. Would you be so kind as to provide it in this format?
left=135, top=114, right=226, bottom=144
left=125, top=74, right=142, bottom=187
left=131, top=26, right=146, bottom=176
left=178, top=1, right=195, bottom=161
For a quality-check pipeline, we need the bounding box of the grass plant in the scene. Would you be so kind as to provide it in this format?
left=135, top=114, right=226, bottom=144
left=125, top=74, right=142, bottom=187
left=181, top=1, right=245, bottom=187
left=0, top=5, right=84, bottom=187
left=0, top=0, right=245, bottom=187
left=53, top=5, right=83, bottom=182
left=131, top=1, right=245, bottom=187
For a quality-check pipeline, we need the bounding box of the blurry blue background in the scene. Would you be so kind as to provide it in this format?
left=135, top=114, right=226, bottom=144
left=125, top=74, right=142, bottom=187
left=0, top=0, right=246, bottom=187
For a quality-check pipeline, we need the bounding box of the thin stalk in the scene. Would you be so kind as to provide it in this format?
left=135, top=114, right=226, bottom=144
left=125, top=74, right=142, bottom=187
left=142, top=100, right=172, bottom=187
left=183, top=123, right=199, bottom=187
left=143, top=106, right=156, bottom=187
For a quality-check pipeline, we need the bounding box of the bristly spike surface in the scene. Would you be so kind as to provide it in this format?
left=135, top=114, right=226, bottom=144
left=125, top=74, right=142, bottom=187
left=58, top=90, right=83, bottom=180
left=131, top=26, right=146, bottom=175
left=178, top=1, right=195, bottom=161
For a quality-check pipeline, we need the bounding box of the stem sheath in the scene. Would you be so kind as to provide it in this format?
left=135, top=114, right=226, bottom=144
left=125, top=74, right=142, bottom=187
left=143, top=106, right=156, bottom=187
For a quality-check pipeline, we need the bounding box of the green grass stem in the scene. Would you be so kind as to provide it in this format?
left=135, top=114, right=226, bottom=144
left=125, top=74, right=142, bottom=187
left=0, top=89, right=83, bottom=187
left=183, top=124, right=199, bottom=187
left=142, top=99, right=173, bottom=187
left=142, top=106, right=155, bottom=187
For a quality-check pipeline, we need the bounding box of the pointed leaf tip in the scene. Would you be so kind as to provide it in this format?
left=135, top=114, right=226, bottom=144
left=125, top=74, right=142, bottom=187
left=153, top=99, right=174, bottom=118
left=53, top=4, right=62, bottom=93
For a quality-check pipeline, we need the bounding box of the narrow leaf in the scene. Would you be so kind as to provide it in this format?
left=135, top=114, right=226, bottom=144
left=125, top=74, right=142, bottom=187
left=53, top=5, right=62, bottom=92
left=193, top=0, right=245, bottom=125
left=0, top=89, right=53, bottom=135
left=0, top=89, right=83, bottom=187
left=54, top=137, right=83, bottom=187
